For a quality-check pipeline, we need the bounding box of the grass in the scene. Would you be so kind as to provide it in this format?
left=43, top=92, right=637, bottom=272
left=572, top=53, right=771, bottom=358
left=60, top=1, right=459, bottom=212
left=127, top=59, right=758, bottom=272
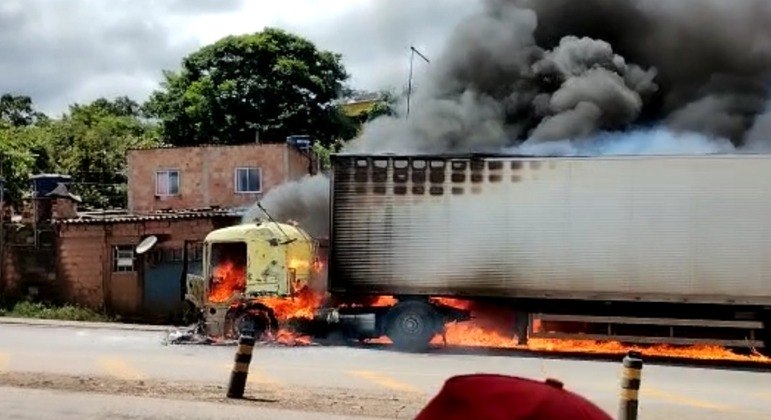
left=0, top=301, right=113, bottom=322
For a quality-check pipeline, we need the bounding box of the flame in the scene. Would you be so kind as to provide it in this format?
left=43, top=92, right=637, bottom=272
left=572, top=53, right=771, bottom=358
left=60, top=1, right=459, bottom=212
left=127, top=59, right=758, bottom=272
left=289, top=258, right=311, bottom=270
left=433, top=321, right=770, bottom=363
left=257, top=287, right=324, bottom=321
left=432, top=297, right=473, bottom=310
left=372, top=295, right=398, bottom=306
left=208, top=259, right=246, bottom=303
left=396, top=297, right=771, bottom=363
left=272, top=329, right=313, bottom=346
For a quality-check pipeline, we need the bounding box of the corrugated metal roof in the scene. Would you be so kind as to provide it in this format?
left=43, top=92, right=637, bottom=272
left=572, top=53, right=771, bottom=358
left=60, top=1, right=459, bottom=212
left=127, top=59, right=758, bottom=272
left=126, top=142, right=287, bottom=152
left=54, top=207, right=245, bottom=225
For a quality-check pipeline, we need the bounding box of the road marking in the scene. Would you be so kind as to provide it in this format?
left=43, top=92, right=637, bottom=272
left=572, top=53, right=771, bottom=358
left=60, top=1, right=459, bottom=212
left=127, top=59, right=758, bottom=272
left=348, top=370, right=423, bottom=394
left=97, top=357, right=144, bottom=381
left=753, top=391, right=771, bottom=401
left=221, top=363, right=281, bottom=386
left=642, top=387, right=734, bottom=412
left=0, top=353, right=8, bottom=372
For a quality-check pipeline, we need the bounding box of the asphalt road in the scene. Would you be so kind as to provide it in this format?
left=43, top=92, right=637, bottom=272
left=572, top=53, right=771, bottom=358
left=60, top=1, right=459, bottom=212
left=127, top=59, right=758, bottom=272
left=1, top=321, right=770, bottom=419
left=0, top=386, right=365, bottom=420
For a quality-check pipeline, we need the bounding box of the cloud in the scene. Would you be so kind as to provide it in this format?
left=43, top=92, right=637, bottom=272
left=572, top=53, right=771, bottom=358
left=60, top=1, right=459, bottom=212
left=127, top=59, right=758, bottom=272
left=0, top=0, right=481, bottom=115
left=0, top=1, right=199, bottom=115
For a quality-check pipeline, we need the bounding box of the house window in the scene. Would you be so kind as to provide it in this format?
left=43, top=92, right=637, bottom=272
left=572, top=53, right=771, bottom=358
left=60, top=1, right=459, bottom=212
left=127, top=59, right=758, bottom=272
left=113, top=245, right=135, bottom=273
left=156, top=170, right=180, bottom=196
left=235, top=167, right=261, bottom=193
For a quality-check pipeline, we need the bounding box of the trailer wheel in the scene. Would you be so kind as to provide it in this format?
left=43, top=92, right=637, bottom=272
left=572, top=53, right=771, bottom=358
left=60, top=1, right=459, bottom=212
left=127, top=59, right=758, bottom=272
left=384, top=301, right=440, bottom=352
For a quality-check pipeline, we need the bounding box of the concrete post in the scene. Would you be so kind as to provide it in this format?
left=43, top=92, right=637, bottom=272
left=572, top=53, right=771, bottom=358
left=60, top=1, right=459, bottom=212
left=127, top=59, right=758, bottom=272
left=618, top=350, right=643, bottom=420
left=226, top=331, right=256, bottom=399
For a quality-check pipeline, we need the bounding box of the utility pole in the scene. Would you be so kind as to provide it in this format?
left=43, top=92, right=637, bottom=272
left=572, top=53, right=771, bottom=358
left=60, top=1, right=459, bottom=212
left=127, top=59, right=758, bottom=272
left=406, top=46, right=430, bottom=119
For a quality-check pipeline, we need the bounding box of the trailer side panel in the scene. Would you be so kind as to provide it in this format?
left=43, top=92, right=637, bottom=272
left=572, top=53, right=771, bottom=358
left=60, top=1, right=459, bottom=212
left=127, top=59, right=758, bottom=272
left=329, top=154, right=771, bottom=305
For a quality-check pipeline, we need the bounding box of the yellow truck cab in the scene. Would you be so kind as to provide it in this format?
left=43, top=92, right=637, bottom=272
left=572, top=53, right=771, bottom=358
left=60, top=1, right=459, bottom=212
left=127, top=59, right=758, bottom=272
left=188, top=220, right=317, bottom=338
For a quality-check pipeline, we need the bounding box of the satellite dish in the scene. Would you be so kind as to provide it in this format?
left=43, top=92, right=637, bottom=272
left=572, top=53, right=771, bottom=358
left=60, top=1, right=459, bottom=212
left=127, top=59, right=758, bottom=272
left=136, top=235, right=158, bottom=255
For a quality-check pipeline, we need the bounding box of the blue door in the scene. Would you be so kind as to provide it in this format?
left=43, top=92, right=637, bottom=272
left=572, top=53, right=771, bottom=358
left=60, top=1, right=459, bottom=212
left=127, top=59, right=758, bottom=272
left=143, top=244, right=203, bottom=318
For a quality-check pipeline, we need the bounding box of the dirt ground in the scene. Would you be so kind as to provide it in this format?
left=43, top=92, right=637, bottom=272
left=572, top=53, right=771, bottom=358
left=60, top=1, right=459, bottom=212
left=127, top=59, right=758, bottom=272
left=0, top=371, right=427, bottom=419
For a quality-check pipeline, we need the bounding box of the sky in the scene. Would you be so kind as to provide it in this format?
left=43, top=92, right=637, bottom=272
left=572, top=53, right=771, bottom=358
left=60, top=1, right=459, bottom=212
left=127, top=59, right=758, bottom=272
left=0, top=0, right=481, bottom=116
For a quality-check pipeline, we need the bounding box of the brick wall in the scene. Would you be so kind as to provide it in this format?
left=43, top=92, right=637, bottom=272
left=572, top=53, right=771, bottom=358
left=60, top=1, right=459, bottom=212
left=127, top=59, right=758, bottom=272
left=57, top=225, right=107, bottom=309
left=54, top=216, right=239, bottom=315
left=127, top=143, right=312, bottom=213
left=1, top=225, right=57, bottom=301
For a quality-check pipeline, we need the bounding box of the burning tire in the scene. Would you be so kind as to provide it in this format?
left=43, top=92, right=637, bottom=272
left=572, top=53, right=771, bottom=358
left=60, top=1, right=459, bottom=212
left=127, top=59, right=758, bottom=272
left=226, top=304, right=279, bottom=339
left=384, top=301, right=441, bottom=352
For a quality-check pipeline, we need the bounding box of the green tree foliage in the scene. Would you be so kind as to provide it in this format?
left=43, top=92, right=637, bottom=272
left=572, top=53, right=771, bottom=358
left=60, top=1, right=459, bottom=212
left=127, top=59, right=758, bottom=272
left=146, top=28, right=352, bottom=146
left=0, top=96, right=161, bottom=210
left=0, top=94, right=47, bottom=127
left=45, top=97, right=162, bottom=209
left=0, top=127, right=38, bottom=204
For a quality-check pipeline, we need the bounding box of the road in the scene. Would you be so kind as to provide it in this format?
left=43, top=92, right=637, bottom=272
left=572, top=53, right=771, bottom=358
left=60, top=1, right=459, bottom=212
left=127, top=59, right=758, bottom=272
left=0, top=321, right=770, bottom=419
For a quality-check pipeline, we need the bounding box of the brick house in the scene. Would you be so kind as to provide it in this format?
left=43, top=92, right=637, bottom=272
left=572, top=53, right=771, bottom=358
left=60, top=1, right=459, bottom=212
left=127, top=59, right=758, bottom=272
left=127, top=143, right=312, bottom=213
left=52, top=210, right=241, bottom=319
left=1, top=142, right=315, bottom=320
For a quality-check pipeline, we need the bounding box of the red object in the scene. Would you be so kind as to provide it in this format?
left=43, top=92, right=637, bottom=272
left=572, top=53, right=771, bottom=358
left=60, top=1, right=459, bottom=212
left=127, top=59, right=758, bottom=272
left=415, top=374, right=612, bottom=420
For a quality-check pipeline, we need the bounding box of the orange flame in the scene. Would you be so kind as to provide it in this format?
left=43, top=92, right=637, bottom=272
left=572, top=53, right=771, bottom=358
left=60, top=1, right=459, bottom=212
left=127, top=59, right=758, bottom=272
left=369, top=298, right=771, bottom=363
left=412, top=297, right=771, bottom=363
left=257, top=287, right=325, bottom=321
left=433, top=322, right=771, bottom=363
left=272, top=329, right=313, bottom=346
left=372, top=296, right=398, bottom=306
left=208, top=259, right=246, bottom=303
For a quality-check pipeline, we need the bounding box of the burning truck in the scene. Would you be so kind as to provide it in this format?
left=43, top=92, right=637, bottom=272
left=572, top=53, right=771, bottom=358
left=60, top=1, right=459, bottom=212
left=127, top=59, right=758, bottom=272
left=187, top=152, right=771, bottom=353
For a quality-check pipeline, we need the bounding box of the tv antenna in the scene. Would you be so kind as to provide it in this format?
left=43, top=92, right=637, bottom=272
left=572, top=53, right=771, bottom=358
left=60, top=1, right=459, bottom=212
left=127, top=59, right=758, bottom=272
left=406, top=46, right=430, bottom=119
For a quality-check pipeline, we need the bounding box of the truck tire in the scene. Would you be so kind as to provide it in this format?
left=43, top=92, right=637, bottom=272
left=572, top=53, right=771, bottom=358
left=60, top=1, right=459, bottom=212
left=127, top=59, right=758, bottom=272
left=384, top=301, right=440, bottom=352
left=228, top=304, right=278, bottom=339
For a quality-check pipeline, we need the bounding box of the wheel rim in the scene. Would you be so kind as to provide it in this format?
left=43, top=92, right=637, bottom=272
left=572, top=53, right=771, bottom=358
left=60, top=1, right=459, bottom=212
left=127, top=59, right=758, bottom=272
left=401, top=313, right=423, bottom=336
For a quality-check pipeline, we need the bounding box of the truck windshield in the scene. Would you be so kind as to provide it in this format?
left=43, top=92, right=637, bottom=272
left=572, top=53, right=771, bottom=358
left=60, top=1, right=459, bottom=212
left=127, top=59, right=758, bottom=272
left=208, top=242, right=247, bottom=303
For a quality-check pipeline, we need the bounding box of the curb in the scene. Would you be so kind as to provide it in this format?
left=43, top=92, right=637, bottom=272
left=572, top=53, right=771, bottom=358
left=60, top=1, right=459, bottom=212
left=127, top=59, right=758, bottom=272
left=0, top=317, right=177, bottom=332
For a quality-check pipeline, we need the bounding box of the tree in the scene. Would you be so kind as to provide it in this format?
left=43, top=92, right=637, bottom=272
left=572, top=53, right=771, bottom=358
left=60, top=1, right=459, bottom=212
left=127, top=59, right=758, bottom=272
left=71, top=96, right=144, bottom=119
left=146, top=28, right=351, bottom=146
left=45, top=97, right=162, bottom=209
left=0, top=128, right=37, bottom=205
left=0, top=94, right=47, bottom=127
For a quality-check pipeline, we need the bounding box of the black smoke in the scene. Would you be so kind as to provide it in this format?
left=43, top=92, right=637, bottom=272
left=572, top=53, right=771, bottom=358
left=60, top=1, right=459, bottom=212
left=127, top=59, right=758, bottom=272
left=347, top=0, right=771, bottom=153
left=253, top=0, right=771, bottom=236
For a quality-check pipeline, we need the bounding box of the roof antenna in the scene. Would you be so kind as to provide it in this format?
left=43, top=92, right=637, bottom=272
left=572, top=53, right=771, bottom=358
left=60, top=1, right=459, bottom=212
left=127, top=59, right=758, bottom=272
left=256, top=202, right=295, bottom=245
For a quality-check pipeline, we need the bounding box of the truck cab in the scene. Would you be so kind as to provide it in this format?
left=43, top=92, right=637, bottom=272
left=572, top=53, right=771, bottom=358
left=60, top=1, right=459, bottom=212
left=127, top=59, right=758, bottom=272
left=188, top=220, right=317, bottom=338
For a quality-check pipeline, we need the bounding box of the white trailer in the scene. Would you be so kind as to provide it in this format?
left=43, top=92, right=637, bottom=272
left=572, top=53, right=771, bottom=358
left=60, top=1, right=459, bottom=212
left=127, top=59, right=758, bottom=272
left=328, top=153, right=771, bottom=351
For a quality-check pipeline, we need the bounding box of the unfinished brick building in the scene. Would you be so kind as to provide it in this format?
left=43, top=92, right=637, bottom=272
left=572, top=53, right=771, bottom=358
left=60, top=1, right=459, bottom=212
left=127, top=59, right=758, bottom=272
left=127, top=143, right=312, bottom=213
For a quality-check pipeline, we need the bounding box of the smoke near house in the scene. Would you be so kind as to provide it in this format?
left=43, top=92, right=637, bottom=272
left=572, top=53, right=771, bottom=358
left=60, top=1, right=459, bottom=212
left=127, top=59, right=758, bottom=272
left=248, top=0, right=771, bottom=235
left=242, top=175, right=329, bottom=238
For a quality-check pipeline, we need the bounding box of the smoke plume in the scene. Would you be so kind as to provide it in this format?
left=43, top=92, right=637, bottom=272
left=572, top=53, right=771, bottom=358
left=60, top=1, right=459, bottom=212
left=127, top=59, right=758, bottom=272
left=347, top=0, right=771, bottom=153
left=242, top=175, right=329, bottom=238
left=249, top=0, right=771, bottom=236
left=745, top=103, right=771, bottom=151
